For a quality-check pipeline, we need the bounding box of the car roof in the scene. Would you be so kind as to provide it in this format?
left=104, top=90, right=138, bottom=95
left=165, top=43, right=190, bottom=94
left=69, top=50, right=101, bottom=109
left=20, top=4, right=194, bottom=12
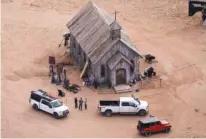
left=31, top=90, right=57, bottom=102
left=42, top=96, right=56, bottom=102
left=120, top=97, right=134, bottom=101
left=31, top=90, right=47, bottom=96
left=139, top=117, right=159, bottom=124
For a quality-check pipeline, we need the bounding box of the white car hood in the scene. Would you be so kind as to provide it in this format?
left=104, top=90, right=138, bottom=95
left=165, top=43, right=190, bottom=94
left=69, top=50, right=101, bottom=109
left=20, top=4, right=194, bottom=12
left=53, top=105, right=68, bottom=112
left=139, top=100, right=148, bottom=108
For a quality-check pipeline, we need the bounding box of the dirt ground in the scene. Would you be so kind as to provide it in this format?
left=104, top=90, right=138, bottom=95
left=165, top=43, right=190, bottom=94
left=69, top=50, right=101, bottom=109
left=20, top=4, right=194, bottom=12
left=1, top=0, right=206, bottom=138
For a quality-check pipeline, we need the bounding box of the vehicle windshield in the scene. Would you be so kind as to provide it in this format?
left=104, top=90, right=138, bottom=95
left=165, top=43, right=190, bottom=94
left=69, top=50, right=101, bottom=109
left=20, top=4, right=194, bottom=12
left=132, top=96, right=141, bottom=105
left=51, top=100, right=63, bottom=108
left=138, top=121, right=149, bottom=129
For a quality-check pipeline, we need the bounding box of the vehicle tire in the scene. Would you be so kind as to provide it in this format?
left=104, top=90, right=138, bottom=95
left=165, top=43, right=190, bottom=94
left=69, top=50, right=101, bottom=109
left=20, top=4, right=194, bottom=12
left=53, top=112, right=59, bottom=119
left=165, top=127, right=171, bottom=133
left=32, top=104, right=39, bottom=111
left=144, top=131, right=151, bottom=136
left=105, top=110, right=112, bottom=117
left=138, top=109, right=147, bottom=116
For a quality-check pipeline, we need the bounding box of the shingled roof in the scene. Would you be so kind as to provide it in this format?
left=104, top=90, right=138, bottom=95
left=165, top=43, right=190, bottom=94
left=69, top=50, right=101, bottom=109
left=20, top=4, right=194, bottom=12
left=67, top=1, right=142, bottom=64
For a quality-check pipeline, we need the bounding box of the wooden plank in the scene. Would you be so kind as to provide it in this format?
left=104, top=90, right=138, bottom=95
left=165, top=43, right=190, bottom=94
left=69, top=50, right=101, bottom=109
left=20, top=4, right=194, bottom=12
left=80, top=59, right=89, bottom=78
left=87, top=30, right=111, bottom=57
left=83, top=23, right=109, bottom=53
left=96, top=6, right=114, bottom=25
left=71, top=8, right=96, bottom=38
left=77, top=17, right=103, bottom=44
left=67, top=1, right=94, bottom=28
left=113, top=85, right=132, bottom=93
left=79, top=18, right=106, bottom=51
left=114, top=89, right=132, bottom=93
left=91, top=37, right=118, bottom=63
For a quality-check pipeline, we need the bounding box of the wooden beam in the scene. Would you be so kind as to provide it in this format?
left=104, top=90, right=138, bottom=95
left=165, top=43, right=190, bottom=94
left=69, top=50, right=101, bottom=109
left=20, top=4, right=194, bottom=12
left=80, top=59, right=89, bottom=78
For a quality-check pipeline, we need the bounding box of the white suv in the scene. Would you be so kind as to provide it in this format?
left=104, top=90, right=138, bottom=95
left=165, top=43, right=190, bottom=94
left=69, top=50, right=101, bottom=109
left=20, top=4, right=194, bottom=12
left=29, top=90, right=69, bottom=119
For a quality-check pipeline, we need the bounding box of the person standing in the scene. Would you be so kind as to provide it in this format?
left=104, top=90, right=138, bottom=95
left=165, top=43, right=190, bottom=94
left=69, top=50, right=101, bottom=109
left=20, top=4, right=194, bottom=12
left=58, top=89, right=65, bottom=97
left=64, top=33, right=70, bottom=47
left=63, top=68, right=67, bottom=80
left=49, top=64, right=54, bottom=77
left=56, top=64, right=61, bottom=83
left=51, top=73, right=56, bottom=84
left=79, top=98, right=83, bottom=111
left=59, top=64, right=64, bottom=82
left=94, top=79, right=97, bottom=89
left=63, top=78, right=69, bottom=90
left=74, top=97, right=78, bottom=108
left=84, top=98, right=87, bottom=110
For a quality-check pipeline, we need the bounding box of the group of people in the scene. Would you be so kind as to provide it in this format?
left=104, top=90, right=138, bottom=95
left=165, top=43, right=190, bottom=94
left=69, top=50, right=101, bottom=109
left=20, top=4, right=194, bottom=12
left=74, top=97, right=87, bottom=110
left=82, top=77, right=102, bottom=89
left=49, top=63, right=68, bottom=85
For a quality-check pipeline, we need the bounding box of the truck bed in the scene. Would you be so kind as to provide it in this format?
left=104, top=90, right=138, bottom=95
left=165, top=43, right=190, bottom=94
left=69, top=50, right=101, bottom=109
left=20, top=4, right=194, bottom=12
left=189, top=0, right=206, bottom=2
left=99, top=100, right=119, bottom=106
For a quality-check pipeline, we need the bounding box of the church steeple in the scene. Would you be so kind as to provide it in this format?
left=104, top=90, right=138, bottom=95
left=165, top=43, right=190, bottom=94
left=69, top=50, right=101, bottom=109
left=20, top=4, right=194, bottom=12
left=110, top=21, right=121, bottom=40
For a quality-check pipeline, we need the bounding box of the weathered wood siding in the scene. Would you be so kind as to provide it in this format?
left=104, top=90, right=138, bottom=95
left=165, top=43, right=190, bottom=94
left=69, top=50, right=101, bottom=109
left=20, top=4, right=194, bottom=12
left=111, top=29, right=121, bottom=40
left=70, top=35, right=75, bottom=57
left=70, top=34, right=140, bottom=86
left=70, top=35, right=80, bottom=63
left=93, top=41, right=140, bottom=84
left=70, top=35, right=88, bottom=70
left=110, top=60, right=130, bottom=86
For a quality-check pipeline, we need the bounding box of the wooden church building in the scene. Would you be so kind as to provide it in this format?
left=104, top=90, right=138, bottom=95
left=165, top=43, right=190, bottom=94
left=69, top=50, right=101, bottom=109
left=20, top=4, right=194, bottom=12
left=66, top=1, right=142, bottom=87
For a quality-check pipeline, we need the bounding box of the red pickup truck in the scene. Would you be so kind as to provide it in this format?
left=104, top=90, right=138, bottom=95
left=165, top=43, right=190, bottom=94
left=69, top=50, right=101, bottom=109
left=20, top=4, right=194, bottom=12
left=137, top=116, right=171, bottom=136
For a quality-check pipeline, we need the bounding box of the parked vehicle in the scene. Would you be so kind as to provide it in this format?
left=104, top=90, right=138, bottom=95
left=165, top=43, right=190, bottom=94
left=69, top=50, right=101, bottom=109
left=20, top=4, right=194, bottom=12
left=145, top=54, right=156, bottom=63
left=63, top=82, right=80, bottom=94
left=98, top=97, right=149, bottom=117
left=29, top=89, right=69, bottom=119
left=137, top=116, right=171, bottom=136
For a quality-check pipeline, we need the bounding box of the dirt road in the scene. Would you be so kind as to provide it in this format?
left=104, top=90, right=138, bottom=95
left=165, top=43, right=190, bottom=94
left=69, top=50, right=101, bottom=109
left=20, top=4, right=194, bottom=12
left=2, top=0, right=206, bottom=137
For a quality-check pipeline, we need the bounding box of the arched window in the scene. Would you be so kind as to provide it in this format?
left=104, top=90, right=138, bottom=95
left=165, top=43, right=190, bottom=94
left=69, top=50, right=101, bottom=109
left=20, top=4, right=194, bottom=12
left=101, top=65, right=105, bottom=77
left=130, top=60, right=134, bottom=75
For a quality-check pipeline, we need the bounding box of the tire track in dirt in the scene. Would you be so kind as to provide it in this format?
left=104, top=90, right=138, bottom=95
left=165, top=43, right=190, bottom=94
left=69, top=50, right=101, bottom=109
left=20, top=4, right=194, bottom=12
left=3, top=67, right=49, bottom=81
left=135, top=65, right=206, bottom=117
left=169, top=85, right=206, bottom=116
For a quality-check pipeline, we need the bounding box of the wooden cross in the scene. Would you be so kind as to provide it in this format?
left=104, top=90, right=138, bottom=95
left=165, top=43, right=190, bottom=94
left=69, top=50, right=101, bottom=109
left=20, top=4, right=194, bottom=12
left=113, top=10, right=119, bottom=21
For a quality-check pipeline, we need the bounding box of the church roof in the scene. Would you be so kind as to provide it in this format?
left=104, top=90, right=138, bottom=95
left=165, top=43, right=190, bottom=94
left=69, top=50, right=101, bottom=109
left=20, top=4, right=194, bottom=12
left=67, top=1, right=142, bottom=64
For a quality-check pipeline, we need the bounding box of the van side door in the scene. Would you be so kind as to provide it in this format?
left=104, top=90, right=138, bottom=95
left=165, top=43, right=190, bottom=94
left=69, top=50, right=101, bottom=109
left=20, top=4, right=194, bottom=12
left=120, top=102, right=130, bottom=114
left=40, top=99, right=53, bottom=114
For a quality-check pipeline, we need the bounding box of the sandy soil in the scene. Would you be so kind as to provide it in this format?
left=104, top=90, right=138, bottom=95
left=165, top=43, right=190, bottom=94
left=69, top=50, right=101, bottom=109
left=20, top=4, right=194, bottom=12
left=1, top=0, right=206, bottom=138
